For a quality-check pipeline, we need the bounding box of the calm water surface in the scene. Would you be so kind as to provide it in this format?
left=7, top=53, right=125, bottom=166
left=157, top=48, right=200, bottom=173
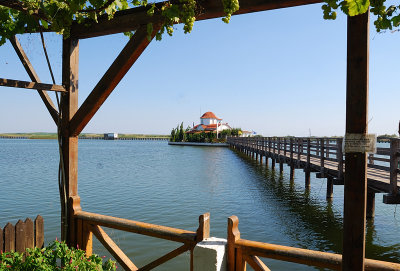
left=1, top=139, right=400, bottom=270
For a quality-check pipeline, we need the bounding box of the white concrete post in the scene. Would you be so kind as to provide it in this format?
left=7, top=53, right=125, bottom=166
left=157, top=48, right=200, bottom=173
left=193, top=237, right=227, bottom=271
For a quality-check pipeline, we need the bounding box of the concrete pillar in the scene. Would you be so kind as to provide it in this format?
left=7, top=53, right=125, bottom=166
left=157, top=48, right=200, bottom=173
left=193, top=237, right=227, bottom=271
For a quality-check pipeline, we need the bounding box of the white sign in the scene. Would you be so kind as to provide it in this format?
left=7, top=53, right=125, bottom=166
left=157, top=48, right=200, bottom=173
left=343, top=133, right=376, bottom=153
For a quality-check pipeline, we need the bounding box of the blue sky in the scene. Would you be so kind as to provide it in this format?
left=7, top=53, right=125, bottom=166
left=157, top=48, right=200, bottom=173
left=0, top=3, right=399, bottom=136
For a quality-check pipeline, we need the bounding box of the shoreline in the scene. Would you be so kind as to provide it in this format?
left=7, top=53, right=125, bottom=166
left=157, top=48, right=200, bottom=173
left=168, top=141, right=229, bottom=147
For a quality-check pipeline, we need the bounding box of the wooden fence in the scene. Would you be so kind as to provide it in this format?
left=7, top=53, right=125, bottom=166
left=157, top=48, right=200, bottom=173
left=70, top=196, right=209, bottom=271
left=1, top=215, right=44, bottom=253
left=227, top=215, right=400, bottom=271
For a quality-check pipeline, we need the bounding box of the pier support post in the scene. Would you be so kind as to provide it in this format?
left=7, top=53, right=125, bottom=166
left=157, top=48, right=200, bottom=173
left=305, top=170, right=310, bottom=189
left=342, top=9, right=369, bottom=271
left=272, top=158, right=276, bottom=170
left=265, top=156, right=269, bottom=167
left=366, top=188, right=375, bottom=219
left=290, top=164, right=295, bottom=180
left=326, top=176, right=333, bottom=200
left=279, top=161, right=284, bottom=174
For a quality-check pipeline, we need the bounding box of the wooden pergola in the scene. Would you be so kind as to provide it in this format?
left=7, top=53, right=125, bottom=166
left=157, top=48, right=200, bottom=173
left=0, top=0, right=373, bottom=270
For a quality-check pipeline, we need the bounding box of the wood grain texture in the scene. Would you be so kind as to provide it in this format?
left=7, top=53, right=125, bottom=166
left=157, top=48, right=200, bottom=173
left=0, top=78, right=66, bottom=92
left=90, top=224, right=138, bottom=271
left=69, top=26, right=158, bottom=137
left=4, top=223, right=15, bottom=252
left=35, top=215, right=44, bottom=248
left=15, top=220, right=26, bottom=253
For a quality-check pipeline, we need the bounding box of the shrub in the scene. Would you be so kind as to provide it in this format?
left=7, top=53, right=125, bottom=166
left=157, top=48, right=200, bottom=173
left=0, top=240, right=116, bottom=271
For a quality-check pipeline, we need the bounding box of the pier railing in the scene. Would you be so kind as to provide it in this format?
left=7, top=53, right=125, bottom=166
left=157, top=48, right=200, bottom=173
left=227, top=215, right=400, bottom=271
left=70, top=196, right=209, bottom=271
left=227, top=136, right=400, bottom=201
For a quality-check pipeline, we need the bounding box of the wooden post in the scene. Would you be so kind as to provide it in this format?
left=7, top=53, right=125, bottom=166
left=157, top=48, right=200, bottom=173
left=272, top=157, right=276, bottom=170
left=280, top=161, right=284, bottom=174
left=326, top=176, right=333, bottom=200
left=62, top=37, right=80, bottom=247
left=305, top=139, right=311, bottom=188
left=320, top=138, right=325, bottom=173
left=337, top=138, right=344, bottom=182
left=227, top=216, right=241, bottom=271
left=366, top=188, right=375, bottom=219
left=389, top=138, right=399, bottom=196
left=342, top=9, right=369, bottom=271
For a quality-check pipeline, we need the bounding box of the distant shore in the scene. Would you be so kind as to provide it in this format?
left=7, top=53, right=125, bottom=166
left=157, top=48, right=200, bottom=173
left=0, top=133, right=169, bottom=140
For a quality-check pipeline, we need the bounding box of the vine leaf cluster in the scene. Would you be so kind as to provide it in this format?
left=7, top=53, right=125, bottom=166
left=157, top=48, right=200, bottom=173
left=323, top=0, right=400, bottom=32
left=0, top=0, right=240, bottom=46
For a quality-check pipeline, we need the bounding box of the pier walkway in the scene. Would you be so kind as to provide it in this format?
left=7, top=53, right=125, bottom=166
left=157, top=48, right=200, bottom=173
left=227, top=137, right=400, bottom=215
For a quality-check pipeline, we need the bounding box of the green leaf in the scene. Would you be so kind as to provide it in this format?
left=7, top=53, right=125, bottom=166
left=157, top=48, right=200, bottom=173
left=343, top=0, right=370, bottom=16
left=40, top=19, right=48, bottom=29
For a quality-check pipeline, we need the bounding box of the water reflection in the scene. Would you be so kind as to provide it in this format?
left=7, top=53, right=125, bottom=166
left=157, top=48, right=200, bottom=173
left=232, top=149, right=400, bottom=263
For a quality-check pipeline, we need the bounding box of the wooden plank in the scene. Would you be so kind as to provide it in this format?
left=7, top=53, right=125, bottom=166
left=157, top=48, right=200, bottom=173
left=75, top=210, right=197, bottom=243
left=69, top=26, right=157, bottom=137
left=4, top=222, right=15, bottom=252
left=342, top=9, right=369, bottom=271
left=35, top=215, right=44, bottom=248
left=15, top=220, right=26, bottom=253
left=90, top=224, right=138, bottom=271
left=24, top=218, right=34, bottom=249
left=82, top=221, right=93, bottom=256
left=244, top=255, right=271, bottom=271
left=140, top=243, right=191, bottom=271
left=71, top=0, right=322, bottom=39
left=9, top=36, right=59, bottom=123
left=0, top=78, right=66, bottom=92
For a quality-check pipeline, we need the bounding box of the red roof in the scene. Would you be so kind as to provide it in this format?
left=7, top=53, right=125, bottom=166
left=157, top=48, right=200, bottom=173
left=200, top=112, right=222, bottom=120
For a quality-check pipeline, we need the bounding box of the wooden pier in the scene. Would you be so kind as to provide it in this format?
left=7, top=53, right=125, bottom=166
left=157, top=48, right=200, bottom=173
left=227, top=136, right=400, bottom=216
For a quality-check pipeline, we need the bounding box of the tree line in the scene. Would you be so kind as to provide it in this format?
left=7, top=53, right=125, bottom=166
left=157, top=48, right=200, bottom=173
left=169, top=122, right=242, bottom=143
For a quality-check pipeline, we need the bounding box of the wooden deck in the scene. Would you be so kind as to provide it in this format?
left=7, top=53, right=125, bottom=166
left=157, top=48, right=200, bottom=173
left=227, top=137, right=400, bottom=205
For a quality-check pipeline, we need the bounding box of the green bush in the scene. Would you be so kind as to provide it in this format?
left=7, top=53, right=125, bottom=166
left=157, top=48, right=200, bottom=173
left=0, top=240, right=116, bottom=271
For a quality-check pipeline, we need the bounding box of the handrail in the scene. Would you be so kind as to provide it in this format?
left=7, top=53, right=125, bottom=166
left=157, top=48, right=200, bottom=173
left=227, top=136, right=399, bottom=201
left=73, top=209, right=210, bottom=271
left=228, top=216, right=400, bottom=271
left=75, top=210, right=198, bottom=244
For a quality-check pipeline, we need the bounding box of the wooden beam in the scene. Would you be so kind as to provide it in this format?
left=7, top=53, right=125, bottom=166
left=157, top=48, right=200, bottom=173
left=69, top=26, right=157, bottom=136
left=90, top=224, right=138, bottom=271
left=9, top=36, right=59, bottom=123
left=71, top=0, right=322, bottom=39
left=0, top=78, right=66, bottom=92
left=342, top=9, right=369, bottom=271
left=61, top=37, right=80, bottom=245
left=139, top=243, right=191, bottom=271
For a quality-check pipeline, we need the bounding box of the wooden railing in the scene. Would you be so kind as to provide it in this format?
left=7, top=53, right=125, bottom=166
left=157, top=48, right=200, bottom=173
left=70, top=197, right=209, bottom=271
left=227, top=137, right=400, bottom=197
left=227, top=215, right=400, bottom=271
left=1, top=215, right=44, bottom=253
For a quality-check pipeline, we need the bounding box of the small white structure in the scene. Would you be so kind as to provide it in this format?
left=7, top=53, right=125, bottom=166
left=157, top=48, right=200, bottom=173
left=104, top=133, right=118, bottom=140
left=193, top=237, right=227, bottom=271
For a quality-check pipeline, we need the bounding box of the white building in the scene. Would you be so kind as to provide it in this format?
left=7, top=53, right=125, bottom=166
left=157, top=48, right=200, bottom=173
left=188, top=112, right=231, bottom=135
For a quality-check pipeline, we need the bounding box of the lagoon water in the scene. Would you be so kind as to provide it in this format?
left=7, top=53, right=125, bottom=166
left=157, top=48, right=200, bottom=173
left=1, top=139, right=400, bottom=270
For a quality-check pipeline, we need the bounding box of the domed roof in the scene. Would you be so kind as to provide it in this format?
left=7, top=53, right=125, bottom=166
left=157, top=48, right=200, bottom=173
left=200, top=111, right=222, bottom=120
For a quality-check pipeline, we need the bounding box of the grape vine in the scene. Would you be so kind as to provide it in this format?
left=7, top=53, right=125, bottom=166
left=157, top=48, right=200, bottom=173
left=0, top=0, right=241, bottom=46
left=323, top=0, right=400, bottom=32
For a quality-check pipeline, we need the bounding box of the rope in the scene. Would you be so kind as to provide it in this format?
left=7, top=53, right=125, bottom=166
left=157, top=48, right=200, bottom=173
left=39, top=28, right=68, bottom=241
